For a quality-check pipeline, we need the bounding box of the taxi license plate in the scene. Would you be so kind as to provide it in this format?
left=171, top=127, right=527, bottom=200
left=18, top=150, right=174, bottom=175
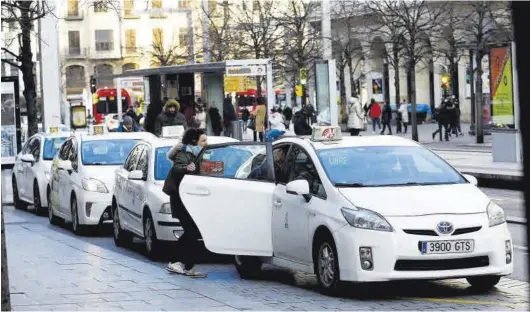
left=420, top=240, right=474, bottom=254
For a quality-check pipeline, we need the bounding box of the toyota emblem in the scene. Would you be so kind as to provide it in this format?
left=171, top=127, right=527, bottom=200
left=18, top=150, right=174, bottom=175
left=436, top=221, right=454, bottom=235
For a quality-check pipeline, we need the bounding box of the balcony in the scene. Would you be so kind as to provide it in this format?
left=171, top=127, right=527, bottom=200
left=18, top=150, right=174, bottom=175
left=65, top=10, right=84, bottom=21
left=64, top=47, right=87, bottom=59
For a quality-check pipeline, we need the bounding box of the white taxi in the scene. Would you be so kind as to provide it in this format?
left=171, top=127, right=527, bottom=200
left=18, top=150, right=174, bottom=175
left=12, top=132, right=69, bottom=214
left=179, top=126, right=513, bottom=294
left=112, top=136, right=239, bottom=259
left=48, top=130, right=156, bottom=234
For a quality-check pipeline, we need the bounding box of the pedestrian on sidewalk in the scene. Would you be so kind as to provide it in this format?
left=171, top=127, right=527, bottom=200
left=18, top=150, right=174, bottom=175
left=432, top=98, right=451, bottom=141
left=398, top=101, right=409, bottom=134
left=380, top=102, right=393, bottom=135
left=252, top=97, right=267, bottom=142
left=164, top=128, right=208, bottom=278
left=241, top=107, right=250, bottom=133
left=367, top=99, right=382, bottom=133
left=396, top=99, right=406, bottom=133
left=346, top=97, right=364, bottom=136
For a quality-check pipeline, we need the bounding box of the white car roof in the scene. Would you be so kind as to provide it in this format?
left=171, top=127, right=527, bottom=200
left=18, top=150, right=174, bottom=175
left=143, top=136, right=240, bottom=149
left=276, top=135, right=420, bottom=150
left=74, top=132, right=156, bottom=142
left=30, top=132, right=70, bottom=140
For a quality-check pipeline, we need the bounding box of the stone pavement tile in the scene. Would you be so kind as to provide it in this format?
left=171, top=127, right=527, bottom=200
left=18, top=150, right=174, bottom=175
left=10, top=294, right=39, bottom=306
left=147, top=289, right=203, bottom=299
left=47, top=303, right=84, bottom=311
left=75, top=302, right=125, bottom=311
left=12, top=305, right=53, bottom=311
left=116, top=300, right=157, bottom=311
left=145, top=281, right=184, bottom=291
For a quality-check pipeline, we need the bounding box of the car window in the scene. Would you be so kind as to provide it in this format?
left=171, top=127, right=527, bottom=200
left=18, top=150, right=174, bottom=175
left=69, top=139, right=79, bottom=170
left=198, top=144, right=269, bottom=181
left=136, top=147, right=149, bottom=177
left=29, top=138, right=41, bottom=160
left=59, top=140, right=72, bottom=161
left=21, top=138, right=33, bottom=155
left=43, top=137, right=67, bottom=160
left=273, top=144, right=291, bottom=184
left=316, top=146, right=465, bottom=187
left=285, top=145, right=326, bottom=198
left=154, top=146, right=172, bottom=180
left=124, top=145, right=143, bottom=172
left=81, top=139, right=138, bottom=166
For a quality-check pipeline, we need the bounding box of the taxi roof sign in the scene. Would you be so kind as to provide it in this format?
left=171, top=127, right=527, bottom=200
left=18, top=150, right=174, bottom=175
left=162, top=125, right=185, bottom=138
left=311, top=126, right=342, bottom=142
left=88, top=124, right=108, bottom=135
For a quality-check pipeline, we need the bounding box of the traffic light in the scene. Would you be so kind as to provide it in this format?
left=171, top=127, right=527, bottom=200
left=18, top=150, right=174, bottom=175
left=90, top=75, right=97, bottom=93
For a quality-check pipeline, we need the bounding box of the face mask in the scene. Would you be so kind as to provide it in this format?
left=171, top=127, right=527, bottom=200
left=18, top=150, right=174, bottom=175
left=185, top=145, right=203, bottom=156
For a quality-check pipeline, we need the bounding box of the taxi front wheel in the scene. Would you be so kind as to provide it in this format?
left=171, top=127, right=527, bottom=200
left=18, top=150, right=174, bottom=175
left=234, top=255, right=262, bottom=279
left=466, top=275, right=501, bottom=291
left=12, top=176, right=27, bottom=210
left=314, top=236, right=343, bottom=295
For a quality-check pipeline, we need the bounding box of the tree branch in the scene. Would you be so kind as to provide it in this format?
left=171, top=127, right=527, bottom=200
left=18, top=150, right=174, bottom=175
left=1, top=58, right=21, bottom=69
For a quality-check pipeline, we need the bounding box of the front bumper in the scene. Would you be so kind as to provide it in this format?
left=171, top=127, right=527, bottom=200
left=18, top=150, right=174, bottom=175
left=335, top=214, right=513, bottom=282
left=77, top=191, right=113, bottom=226
left=153, top=212, right=184, bottom=241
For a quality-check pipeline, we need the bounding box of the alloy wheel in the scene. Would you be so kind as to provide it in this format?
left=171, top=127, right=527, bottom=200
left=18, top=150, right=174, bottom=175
left=145, top=217, right=153, bottom=253
left=33, top=183, right=41, bottom=215
left=71, top=197, right=78, bottom=232
left=113, top=208, right=120, bottom=241
left=318, top=243, right=335, bottom=288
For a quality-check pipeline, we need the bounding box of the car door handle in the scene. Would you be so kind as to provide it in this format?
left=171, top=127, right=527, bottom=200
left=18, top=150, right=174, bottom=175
left=186, top=188, right=210, bottom=196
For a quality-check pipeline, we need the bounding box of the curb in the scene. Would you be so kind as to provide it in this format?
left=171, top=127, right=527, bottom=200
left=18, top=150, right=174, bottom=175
left=496, top=277, right=530, bottom=297
left=507, top=216, right=527, bottom=225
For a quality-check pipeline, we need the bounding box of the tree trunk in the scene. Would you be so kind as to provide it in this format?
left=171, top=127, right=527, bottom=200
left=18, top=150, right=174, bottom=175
left=410, top=64, right=419, bottom=141
left=347, top=58, right=355, bottom=97
left=393, top=52, right=400, bottom=106
left=1, top=208, right=11, bottom=311
left=20, top=1, right=38, bottom=137
left=475, top=51, right=484, bottom=144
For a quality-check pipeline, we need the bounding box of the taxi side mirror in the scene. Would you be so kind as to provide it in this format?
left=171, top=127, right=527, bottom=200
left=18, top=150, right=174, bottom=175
left=462, top=174, right=478, bottom=186
left=286, top=180, right=311, bottom=202
left=128, top=170, right=145, bottom=181
left=20, top=154, right=35, bottom=163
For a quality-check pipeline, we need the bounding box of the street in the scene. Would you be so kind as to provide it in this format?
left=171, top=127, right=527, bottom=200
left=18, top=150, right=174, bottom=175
left=3, top=186, right=529, bottom=311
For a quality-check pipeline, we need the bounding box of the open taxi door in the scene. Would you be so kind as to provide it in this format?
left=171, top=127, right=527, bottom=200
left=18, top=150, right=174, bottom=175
left=180, top=142, right=275, bottom=256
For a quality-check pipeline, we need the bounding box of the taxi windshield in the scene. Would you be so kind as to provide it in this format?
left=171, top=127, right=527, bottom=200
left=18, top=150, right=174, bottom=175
left=317, top=146, right=465, bottom=187
left=81, top=139, right=138, bottom=165
left=43, top=137, right=67, bottom=160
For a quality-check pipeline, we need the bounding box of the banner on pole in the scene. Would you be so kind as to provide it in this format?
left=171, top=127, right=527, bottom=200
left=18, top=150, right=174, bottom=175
left=490, top=46, right=514, bottom=125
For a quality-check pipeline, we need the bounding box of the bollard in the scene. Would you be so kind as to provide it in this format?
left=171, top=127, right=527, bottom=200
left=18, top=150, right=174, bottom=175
left=231, top=120, right=244, bottom=141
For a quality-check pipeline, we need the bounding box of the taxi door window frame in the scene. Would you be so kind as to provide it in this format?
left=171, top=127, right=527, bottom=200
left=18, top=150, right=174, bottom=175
left=123, top=144, right=144, bottom=172
left=29, top=137, right=41, bottom=162
left=58, top=139, right=73, bottom=161
left=69, top=138, right=79, bottom=172
left=195, top=142, right=275, bottom=183
left=272, top=143, right=292, bottom=185
left=284, top=143, right=327, bottom=200
left=135, top=145, right=149, bottom=180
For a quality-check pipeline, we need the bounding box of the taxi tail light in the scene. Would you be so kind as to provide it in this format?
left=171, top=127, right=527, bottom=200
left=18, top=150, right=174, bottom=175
left=505, top=240, right=512, bottom=264
left=85, top=203, right=92, bottom=217
left=359, top=247, right=373, bottom=271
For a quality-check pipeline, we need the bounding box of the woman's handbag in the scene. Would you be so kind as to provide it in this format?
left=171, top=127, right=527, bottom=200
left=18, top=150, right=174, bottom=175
left=248, top=116, right=256, bottom=131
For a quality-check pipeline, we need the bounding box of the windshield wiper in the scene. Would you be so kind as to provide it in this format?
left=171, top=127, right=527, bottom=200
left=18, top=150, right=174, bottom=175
left=89, top=162, right=107, bottom=165
left=335, top=182, right=365, bottom=187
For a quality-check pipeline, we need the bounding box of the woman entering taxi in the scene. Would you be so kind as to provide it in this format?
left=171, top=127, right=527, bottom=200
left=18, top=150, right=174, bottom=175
left=163, top=128, right=208, bottom=277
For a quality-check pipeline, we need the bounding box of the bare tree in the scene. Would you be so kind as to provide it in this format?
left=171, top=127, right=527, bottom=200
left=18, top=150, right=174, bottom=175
left=277, top=0, right=320, bottom=106
left=331, top=0, right=365, bottom=101
left=197, top=0, right=234, bottom=62
left=432, top=2, right=468, bottom=99
left=1, top=0, right=51, bottom=137
left=461, top=1, right=511, bottom=143
left=365, top=0, right=445, bottom=141
left=1, top=209, right=10, bottom=311
left=232, top=0, right=283, bottom=94
left=149, top=39, right=189, bottom=67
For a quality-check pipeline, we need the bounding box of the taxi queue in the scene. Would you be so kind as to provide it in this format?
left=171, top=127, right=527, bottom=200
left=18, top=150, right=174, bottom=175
left=12, top=123, right=514, bottom=295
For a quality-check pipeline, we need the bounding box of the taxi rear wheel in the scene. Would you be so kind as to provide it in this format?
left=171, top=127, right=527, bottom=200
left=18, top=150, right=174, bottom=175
left=112, top=206, right=132, bottom=247
left=144, top=212, right=161, bottom=260
left=234, top=255, right=262, bottom=279
left=466, top=275, right=501, bottom=291
left=314, top=236, right=342, bottom=295
left=12, top=176, right=27, bottom=210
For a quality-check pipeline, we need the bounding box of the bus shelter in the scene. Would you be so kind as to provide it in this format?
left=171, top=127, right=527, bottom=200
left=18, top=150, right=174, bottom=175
left=98, top=59, right=275, bottom=136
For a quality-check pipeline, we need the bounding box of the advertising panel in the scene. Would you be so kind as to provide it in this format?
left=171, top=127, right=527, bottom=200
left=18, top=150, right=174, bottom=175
left=1, top=80, right=18, bottom=164
left=490, top=46, right=514, bottom=125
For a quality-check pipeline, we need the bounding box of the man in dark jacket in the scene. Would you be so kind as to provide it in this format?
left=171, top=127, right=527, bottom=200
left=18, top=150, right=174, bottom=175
left=154, top=99, right=188, bottom=136
left=380, top=102, right=393, bottom=135
left=164, top=128, right=207, bottom=277
left=223, top=97, right=237, bottom=137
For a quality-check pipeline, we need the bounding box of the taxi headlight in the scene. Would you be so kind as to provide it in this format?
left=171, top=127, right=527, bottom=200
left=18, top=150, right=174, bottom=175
left=82, top=178, right=108, bottom=193
left=341, top=207, right=393, bottom=232
left=159, top=203, right=171, bottom=214
left=487, top=201, right=506, bottom=227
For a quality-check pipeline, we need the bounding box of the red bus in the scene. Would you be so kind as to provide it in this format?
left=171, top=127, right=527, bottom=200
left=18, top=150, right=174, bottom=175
left=93, top=88, right=131, bottom=124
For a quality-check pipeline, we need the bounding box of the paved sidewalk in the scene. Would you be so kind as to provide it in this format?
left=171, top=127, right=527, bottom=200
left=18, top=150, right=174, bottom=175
left=3, top=206, right=529, bottom=311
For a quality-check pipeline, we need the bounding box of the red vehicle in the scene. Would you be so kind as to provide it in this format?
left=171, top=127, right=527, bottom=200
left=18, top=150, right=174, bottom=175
left=93, top=88, right=131, bottom=124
